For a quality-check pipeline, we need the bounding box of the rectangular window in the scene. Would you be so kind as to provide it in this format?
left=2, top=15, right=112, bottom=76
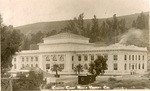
left=31, top=57, right=33, bottom=61
left=136, top=55, right=137, bottom=60
left=72, top=64, right=74, bottom=69
left=26, top=57, right=28, bottom=62
left=113, top=63, right=118, bottom=70
left=78, top=55, right=81, bottom=61
left=84, top=55, right=88, bottom=61
left=132, top=55, right=134, bottom=60
left=72, top=56, right=74, bottom=61
left=60, top=64, right=64, bottom=69
left=143, top=55, right=144, bottom=60
left=22, top=64, right=24, bottom=68
left=132, top=65, right=134, bottom=70
left=91, top=55, right=94, bottom=60
left=113, top=55, right=118, bottom=60
left=46, top=64, right=50, bottom=69
left=22, top=57, right=24, bottom=62
left=124, top=55, right=127, bottom=60
left=31, top=64, right=33, bottom=67
left=129, top=63, right=131, bottom=70
left=139, top=55, right=141, bottom=60
left=129, top=55, right=131, bottom=60
left=36, top=64, right=38, bottom=67
left=139, top=64, right=140, bottom=69
left=135, top=63, right=137, bottom=69
left=35, top=57, right=38, bottom=61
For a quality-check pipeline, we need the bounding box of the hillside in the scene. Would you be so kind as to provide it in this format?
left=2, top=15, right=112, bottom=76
left=15, top=12, right=149, bottom=35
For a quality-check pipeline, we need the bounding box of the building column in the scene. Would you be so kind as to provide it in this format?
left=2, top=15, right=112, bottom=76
left=16, top=56, right=21, bottom=70
left=65, top=53, right=72, bottom=73
left=39, top=55, right=45, bottom=71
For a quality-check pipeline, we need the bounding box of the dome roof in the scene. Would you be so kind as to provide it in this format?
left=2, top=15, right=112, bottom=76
left=44, top=32, right=89, bottom=40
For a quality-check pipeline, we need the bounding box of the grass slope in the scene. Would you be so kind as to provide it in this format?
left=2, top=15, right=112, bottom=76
left=15, top=12, right=149, bottom=35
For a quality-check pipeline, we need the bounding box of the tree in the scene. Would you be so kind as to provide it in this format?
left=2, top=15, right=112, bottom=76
left=21, top=35, right=31, bottom=50
left=73, top=64, right=84, bottom=75
left=1, top=24, right=22, bottom=70
left=132, top=20, right=136, bottom=28
left=136, top=12, right=146, bottom=29
left=88, top=56, right=107, bottom=76
left=51, top=64, right=62, bottom=77
left=30, top=31, right=44, bottom=44
left=99, top=21, right=108, bottom=42
left=62, top=13, right=87, bottom=35
left=0, top=14, right=2, bottom=27
left=13, top=71, right=44, bottom=90
left=90, top=15, right=100, bottom=42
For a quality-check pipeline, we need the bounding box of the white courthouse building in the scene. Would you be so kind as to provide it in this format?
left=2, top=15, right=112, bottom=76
left=12, top=32, right=148, bottom=75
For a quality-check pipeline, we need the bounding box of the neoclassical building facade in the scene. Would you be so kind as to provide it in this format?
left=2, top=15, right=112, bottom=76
left=12, top=32, right=148, bottom=75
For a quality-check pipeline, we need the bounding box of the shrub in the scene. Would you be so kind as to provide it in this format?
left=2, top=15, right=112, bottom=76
left=108, top=77, right=117, bottom=82
left=45, top=83, right=55, bottom=89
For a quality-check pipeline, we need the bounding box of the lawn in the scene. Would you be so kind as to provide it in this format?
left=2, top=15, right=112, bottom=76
left=45, top=75, right=150, bottom=90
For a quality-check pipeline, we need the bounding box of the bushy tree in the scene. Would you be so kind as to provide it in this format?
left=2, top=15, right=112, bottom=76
left=73, top=64, right=84, bottom=75
left=136, top=12, right=146, bottom=29
left=61, top=13, right=88, bottom=36
left=30, top=31, right=44, bottom=44
left=132, top=12, right=148, bottom=30
left=132, top=20, right=136, bottom=28
left=1, top=24, right=22, bottom=70
left=21, top=35, right=31, bottom=50
left=13, top=71, right=44, bottom=90
left=88, top=56, right=107, bottom=76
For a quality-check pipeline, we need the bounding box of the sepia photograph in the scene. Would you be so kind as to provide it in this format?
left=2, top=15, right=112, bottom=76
left=0, top=0, right=150, bottom=90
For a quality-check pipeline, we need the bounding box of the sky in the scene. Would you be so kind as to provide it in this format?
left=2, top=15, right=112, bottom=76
left=0, top=0, right=149, bottom=27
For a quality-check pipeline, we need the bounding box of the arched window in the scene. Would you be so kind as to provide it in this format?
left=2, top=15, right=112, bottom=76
left=124, top=64, right=127, bottom=70
left=53, top=56, right=57, bottom=61
left=142, top=63, right=144, bottom=69
left=139, top=64, right=140, bottom=69
left=60, top=56, right=64, bottom=61
left=46, top=56, right=50, bottom=61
